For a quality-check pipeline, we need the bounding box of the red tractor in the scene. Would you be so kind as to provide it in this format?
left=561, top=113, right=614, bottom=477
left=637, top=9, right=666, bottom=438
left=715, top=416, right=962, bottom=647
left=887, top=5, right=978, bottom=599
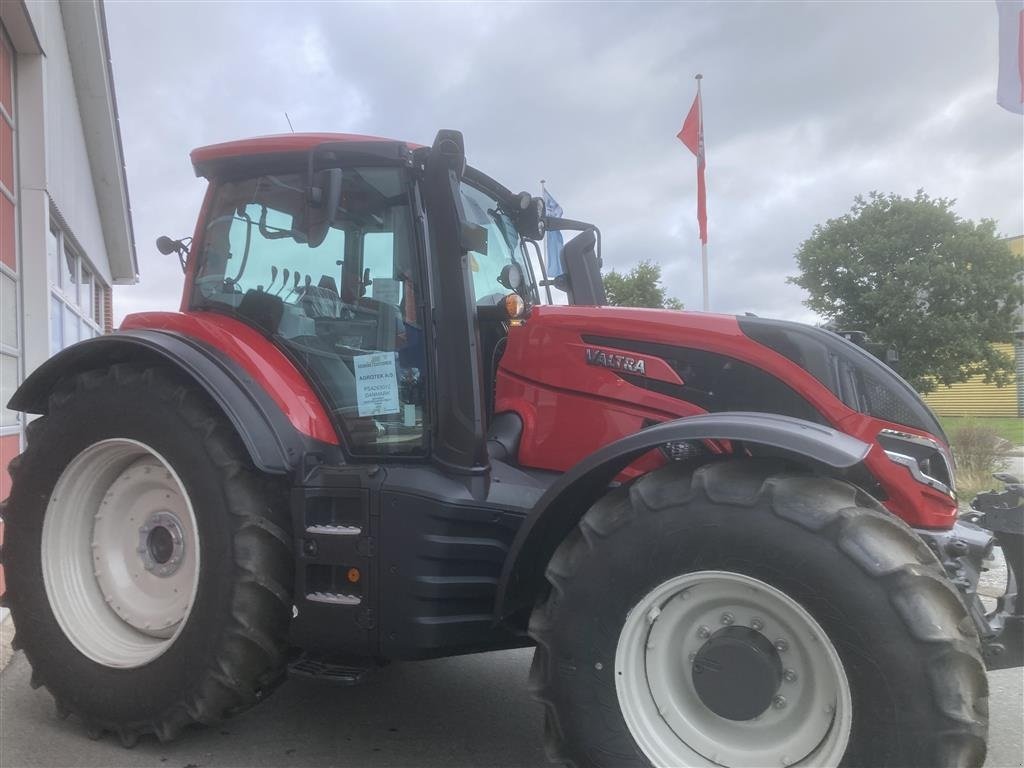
left=3, top=130, right=1019, bottom=767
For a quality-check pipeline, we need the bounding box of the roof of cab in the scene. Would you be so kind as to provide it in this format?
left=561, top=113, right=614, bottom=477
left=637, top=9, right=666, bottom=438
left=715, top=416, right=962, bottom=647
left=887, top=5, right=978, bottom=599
left=190, top=133, right=421, bottom=178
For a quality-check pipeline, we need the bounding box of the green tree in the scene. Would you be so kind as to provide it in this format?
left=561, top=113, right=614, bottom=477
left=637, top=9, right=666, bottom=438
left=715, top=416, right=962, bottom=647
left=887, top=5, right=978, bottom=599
left=790, top=191, right=1021, bottom=393
left=603, top=260, right=684, bottom=310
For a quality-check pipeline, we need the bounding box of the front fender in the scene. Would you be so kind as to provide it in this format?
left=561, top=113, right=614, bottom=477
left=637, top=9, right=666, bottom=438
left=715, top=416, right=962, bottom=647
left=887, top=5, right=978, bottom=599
left=493, top=412, right=870, bottom=623
left=7, top=330, right=336, bottom=474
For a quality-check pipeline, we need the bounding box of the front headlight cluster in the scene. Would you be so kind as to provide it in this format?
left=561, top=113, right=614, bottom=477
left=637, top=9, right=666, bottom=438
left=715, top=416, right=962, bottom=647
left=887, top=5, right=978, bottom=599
left=878, top=429, right=955, bottom=498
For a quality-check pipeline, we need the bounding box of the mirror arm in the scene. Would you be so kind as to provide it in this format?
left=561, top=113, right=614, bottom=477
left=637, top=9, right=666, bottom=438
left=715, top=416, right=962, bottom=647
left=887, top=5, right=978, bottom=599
left=545, top=218, right=602, bottom=268
left=176, top=237, right=192, bottom=272
left=523, top=239, right=552, bottom=304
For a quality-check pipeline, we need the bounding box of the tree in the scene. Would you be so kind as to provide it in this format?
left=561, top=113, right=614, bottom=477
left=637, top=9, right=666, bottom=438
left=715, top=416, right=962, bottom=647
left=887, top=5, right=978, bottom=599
left=790, top=191, right=1021, bottom=393
left=603, top=260, right=684, bottom=310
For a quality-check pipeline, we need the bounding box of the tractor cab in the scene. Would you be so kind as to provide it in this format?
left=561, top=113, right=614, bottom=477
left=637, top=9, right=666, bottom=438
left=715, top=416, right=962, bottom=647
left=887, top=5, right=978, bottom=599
left=180, top=131, right=600, bottom=468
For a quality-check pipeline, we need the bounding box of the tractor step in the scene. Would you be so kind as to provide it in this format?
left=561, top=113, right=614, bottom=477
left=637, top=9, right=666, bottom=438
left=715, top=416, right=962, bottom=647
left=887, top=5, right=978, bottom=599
left=287, top=656, right=374, bottom=685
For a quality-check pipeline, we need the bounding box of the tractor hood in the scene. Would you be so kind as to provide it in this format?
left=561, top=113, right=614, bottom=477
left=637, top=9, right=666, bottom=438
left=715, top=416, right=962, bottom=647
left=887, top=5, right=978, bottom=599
left=498, top=305, right=946, bottom=443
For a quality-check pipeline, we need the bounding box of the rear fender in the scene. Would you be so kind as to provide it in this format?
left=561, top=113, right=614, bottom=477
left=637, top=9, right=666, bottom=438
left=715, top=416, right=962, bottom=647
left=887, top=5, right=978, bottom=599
left=7, top=330, right=335, bottom=474
left=493, top=412, right=871, bottom=623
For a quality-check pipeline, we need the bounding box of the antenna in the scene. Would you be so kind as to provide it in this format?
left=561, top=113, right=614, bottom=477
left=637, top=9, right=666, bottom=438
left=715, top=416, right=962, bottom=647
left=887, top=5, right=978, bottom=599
left=284, top=112, right=295, bottom=133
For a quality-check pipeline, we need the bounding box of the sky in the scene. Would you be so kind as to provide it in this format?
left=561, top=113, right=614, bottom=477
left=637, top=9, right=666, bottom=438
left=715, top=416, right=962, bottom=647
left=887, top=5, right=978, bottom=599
left=105, top=1, right=1023, bottom=324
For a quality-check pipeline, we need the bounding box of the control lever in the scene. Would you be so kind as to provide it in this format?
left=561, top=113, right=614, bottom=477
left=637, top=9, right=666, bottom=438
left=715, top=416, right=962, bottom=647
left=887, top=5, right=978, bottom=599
left=278, top=268, right=290, bottom=295
left=283, top=270, right=301, bottom=301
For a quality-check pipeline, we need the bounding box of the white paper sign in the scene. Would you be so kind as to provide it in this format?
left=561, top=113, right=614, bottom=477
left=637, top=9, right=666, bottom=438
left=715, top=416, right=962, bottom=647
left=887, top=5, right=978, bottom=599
left=354, top=352, right=400, bottom=417
left=371, top=277, right=400, bottom=307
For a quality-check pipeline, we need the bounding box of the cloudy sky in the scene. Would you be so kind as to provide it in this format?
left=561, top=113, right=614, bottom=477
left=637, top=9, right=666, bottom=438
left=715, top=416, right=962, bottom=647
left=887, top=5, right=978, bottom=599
left=106, top=1, right=1023, bottom=324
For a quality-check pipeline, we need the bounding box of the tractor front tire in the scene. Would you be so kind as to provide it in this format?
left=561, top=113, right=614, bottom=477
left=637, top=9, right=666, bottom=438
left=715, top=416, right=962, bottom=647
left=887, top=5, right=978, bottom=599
left=3, top=364, right=293, bottom=746
left=529, top=460, right=988, bottom=768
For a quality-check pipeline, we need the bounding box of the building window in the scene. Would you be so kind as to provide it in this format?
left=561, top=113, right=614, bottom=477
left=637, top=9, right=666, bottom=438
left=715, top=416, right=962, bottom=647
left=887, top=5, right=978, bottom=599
left=48, top=222, right=107, bottom=355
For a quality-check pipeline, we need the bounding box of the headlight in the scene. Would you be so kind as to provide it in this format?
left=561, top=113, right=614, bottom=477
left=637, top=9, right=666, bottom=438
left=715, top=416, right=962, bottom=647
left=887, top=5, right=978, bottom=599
left=878, top=429, right=955, bottom=498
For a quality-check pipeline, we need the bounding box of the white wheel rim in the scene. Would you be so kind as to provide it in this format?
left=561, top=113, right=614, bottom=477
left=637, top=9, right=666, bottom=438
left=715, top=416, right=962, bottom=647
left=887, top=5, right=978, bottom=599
left=41, top=439, right=200, bottom=668
left=615, top=570, right=852, bottom=768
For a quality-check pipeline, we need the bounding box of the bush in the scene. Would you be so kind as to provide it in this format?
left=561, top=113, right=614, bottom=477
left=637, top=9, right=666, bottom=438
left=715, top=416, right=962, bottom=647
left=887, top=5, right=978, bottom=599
left=949, top=421, right=1010, bottom=498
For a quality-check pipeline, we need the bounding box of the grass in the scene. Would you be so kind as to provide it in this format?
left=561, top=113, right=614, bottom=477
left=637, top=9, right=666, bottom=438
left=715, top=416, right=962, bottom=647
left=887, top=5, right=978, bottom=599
left=939, top=416, right=1023, bottom=446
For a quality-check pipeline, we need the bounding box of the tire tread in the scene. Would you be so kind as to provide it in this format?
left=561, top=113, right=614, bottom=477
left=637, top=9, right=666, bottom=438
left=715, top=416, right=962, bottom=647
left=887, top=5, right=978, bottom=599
left=3, top=364, right=294, bottom=746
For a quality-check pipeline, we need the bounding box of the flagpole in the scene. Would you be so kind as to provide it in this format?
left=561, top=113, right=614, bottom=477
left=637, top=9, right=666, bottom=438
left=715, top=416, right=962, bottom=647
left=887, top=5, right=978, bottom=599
left=696, top=73, right=709, bottom=312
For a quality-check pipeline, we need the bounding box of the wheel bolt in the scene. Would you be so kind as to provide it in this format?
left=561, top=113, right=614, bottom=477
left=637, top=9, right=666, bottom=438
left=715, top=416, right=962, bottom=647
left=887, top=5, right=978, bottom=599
left=720, top=612, right=735, bottom=626
left=772, top=695, right=787, bottom=710
left=774, top=639, right=789, bottom=652
left=697, top=625, right=711, bottom=639
left=751, top=617, right=764, bottom=631
left=784, top=669, right=798, bottom=683
left=688, top=652, right=697, bottom=663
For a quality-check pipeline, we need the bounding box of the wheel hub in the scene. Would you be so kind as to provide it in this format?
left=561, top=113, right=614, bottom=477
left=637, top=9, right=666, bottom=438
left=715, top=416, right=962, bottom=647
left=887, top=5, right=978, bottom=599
left=691, top=625, right=783, bottom=721
left=615, top=570, right=852, bottom=768
left=138, top=511, right=186, bottom=577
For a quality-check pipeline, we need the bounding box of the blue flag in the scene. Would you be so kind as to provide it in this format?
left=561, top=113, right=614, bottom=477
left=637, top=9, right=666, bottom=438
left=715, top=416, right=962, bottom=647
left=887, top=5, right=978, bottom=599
left=543, top=187, right=564, bottom=278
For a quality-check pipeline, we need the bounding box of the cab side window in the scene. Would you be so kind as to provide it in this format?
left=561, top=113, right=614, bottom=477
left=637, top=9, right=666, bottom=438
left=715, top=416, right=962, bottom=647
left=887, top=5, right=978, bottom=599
left=193, top=167, right=427, bottom=456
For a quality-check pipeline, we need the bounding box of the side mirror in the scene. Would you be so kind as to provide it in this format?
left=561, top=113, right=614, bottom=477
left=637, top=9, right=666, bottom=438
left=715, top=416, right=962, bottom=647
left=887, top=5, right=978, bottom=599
left=306, top=167, right=344, bottom=248
left=156, top=235, right=189, bottom=272
left=156, top=235, right=178, bottom=255
left=556, top=229, right=606, bottom=306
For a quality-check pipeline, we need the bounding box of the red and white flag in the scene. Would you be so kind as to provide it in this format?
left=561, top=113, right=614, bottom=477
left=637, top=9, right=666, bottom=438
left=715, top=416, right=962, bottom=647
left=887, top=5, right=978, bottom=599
left=997, top=0, right=1024, bottom=113
left=677, top=91, right=708, bottom=243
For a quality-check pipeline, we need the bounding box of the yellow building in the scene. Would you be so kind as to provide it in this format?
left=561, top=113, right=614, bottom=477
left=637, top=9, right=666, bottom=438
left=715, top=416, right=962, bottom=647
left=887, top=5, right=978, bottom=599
left=922, top=236, right=1023, bottom=418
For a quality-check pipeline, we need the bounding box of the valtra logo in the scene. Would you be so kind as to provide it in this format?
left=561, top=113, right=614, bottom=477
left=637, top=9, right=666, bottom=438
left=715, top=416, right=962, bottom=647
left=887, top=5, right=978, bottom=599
left=584, top=347, right=647, bottom=375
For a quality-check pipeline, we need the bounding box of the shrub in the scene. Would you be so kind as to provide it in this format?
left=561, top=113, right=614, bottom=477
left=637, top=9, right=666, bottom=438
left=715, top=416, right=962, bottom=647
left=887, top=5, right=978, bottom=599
left=949, top=421, right=1010, bottom=498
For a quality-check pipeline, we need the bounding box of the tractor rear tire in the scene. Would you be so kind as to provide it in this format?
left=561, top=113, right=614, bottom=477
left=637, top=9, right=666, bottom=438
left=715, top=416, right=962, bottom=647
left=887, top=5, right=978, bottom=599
left=2, top=364, right=293, bottom=746
left=528, top=460, right=988, bottom=768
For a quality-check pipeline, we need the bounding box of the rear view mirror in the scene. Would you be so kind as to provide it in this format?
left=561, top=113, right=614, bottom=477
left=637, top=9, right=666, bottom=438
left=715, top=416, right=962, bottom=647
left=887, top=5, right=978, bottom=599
left=306, top=168, right=343, bottom=248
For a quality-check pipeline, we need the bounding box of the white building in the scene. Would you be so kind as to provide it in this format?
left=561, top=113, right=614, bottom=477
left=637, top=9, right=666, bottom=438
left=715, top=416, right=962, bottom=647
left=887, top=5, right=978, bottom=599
left=0, top=1, right=136, bottom=515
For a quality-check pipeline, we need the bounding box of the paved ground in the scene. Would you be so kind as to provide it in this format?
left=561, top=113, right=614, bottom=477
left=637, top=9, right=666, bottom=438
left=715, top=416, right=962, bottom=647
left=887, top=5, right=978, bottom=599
left=0, top=648, right=1021, bottom=768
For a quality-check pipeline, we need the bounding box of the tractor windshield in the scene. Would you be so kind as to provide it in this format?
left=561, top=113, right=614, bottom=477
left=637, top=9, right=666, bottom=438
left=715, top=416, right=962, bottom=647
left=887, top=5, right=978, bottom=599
left=459, top=183, right=539, bottom=307
left=191, top=166, right=430, bottom=457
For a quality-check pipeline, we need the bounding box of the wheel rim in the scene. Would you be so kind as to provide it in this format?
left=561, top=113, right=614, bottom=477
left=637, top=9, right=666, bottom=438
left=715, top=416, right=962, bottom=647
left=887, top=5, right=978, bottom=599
left=41, top=439, right=200, bottom=668
left=615, top=570, right=852, bottom=768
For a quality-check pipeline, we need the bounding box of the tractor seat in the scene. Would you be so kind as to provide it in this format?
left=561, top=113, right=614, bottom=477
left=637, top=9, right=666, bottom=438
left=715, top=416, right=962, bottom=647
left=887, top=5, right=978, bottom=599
left=300, top=275, right=346, bottom=319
